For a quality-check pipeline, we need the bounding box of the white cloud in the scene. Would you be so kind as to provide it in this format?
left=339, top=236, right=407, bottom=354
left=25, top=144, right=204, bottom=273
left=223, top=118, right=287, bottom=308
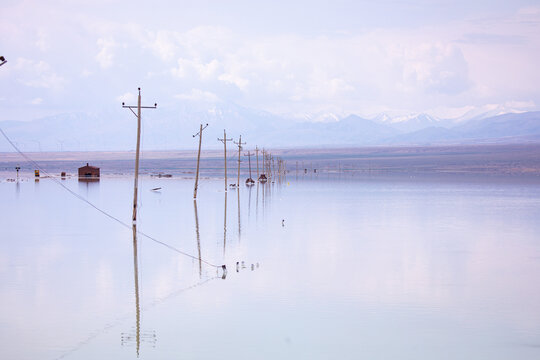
left=30, top=97, right=43, bottom=105
left=399, top=42, right=470, bottom=95
left=96, top=38, right=116, bottom=68
left=117, top=92, right=136, bottom=104
left=171, top=58, right=221, bottom=79
left=517, top=6, right=540, bottom=16
left=218, top=72, right=249, bottom=90
left=174, top=89, right=221, bottom=102
left=504, top=100, right=535, bottom=109
left=1, top=2, right=539, bottom=121
left=14, top=58, right=66, bottom=89
left=35, top=29, right=50, bottom=51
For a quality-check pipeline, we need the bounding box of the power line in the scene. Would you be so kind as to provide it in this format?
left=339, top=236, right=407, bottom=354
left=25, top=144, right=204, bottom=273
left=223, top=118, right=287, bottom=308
left=0, top=126, right=222, bottom=269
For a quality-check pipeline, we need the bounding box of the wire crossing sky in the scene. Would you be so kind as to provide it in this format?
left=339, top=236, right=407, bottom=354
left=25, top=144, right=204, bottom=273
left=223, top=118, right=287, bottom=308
left=1, top=0, right=540, bottom=121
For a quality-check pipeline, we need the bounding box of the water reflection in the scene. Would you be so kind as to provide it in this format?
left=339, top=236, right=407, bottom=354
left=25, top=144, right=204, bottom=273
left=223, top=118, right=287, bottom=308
left=78, top=177, right=100, bottom=199
left=247, top=184, right=252, bottom=219
left=193, top=200, right=202, bottom=278
left=223, top=191, right=227, bottom=257
left=237, top=188, right=241, bottom=242
left=256, top=182, right=259, bottom=222
left=121, top=224, right=141, bottom=357
left=120, top=224, right=156, bottom=356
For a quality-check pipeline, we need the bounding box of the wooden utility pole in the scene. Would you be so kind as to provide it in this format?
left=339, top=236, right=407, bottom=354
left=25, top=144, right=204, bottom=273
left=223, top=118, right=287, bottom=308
left=122, top=88, right=157, bottom=223
left=192, top=123, right=208, bottom=199
left=218, top=130, right=233, bottom=191
left=233, top=135, right=246, bottom=187
left=245, top=150, right=255, bottom=183
left=255, top=146, right=260, bottom=180
left=272, top=157, right=276, bottom=181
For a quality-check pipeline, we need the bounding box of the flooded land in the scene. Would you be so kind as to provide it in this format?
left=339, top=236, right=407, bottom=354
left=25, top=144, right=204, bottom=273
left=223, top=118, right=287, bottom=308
left=1, top=145, right=540, bottom=359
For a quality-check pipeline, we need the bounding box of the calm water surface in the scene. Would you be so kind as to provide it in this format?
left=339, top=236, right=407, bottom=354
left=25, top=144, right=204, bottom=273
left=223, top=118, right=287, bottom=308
left=1, top=174, right=540, bottom=359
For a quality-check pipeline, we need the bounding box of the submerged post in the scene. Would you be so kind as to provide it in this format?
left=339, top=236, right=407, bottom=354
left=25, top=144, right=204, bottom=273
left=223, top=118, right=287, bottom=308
left=122, top=88, right=157, bottom=223
left=218, top=130, right=233, bottom=191
left=255, top=146, right=260, bottom=180
left=245, top=150, right=255, bottom=184
left=234, top=135, right=246, bottom=187
left=193, top=123, right=208, bottom=199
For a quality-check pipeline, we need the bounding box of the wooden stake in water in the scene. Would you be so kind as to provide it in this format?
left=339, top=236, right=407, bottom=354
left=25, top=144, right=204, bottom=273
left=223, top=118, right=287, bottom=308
left=218, top=130, right=233, bottom=191
left=245, top=150, right=254, bottom=183
left=233, top=135, right=246, bottom=187
left=193, top=123, right=208, bottom=199
left=255, top=146, right=260, bottom=180
left=122, top=88, right=157, bottom=223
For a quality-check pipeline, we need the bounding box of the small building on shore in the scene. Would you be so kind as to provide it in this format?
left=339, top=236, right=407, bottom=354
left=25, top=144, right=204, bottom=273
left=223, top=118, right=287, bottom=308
left=78, top=163, right=100, bottom=179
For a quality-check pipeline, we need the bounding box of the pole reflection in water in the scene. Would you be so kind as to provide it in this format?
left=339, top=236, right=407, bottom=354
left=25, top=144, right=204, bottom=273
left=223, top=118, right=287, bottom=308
left=121, top=225, right=156, bottom=356
left=193, top=200, right=202, bottom=278
left=248, top=183, right=252, bottom=220
left=237, top=187, right=241, bottom=242
left=223, top=191, right=227, bottom=257
left=124, top=224, right=141, bottom=357
left=256, top=182, right=259, bottom=221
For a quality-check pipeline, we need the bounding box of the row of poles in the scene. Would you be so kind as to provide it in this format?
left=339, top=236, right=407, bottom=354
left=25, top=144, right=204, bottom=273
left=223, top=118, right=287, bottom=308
left=122, top=88, right=288, bottom=223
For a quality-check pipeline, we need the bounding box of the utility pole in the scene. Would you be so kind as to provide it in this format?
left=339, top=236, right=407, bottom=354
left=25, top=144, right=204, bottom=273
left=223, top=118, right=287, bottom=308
left=122, top=88, right=157, bottom=223
left=218, top=130, right=233, bottom=191
left=255, top=146, right=260, bottom=180
left=272, top=156, right=276, bottom=182
left=245, top=150, right=255, bottom=184
left=233, top=135, right=246, bottom=187
left=192, top=123, right=208, bottom=199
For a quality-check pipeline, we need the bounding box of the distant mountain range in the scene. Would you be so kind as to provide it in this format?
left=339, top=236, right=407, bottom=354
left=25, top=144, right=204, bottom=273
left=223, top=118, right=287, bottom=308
left=1, top=101, right=539, bottom=152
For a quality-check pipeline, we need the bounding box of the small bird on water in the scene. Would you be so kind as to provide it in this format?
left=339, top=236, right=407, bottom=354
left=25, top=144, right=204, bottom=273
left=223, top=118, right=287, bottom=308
left=282, top=219, right=285, bottom=227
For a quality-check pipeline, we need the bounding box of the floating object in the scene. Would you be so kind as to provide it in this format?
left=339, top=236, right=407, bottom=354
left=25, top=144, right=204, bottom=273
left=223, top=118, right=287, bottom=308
left=151, top=187, right=162, bottom=191
left=34, top=169, right=40, bottom=177
left=61, top=171, right=66, bottom=179
left=221, top=265, right=227, bottom=279
left=282, top=219, right=285, bottom=227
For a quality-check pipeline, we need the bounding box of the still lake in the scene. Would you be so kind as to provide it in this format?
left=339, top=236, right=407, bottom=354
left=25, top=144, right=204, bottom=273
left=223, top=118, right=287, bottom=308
left=1, top=173, right=540, bottom=359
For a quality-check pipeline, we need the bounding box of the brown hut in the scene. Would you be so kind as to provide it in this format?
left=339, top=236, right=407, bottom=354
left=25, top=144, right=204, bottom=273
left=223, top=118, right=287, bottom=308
left=78, top=163, right=100, bottom=179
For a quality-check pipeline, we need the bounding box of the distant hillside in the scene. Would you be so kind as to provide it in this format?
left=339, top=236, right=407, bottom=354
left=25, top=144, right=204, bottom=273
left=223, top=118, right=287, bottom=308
left=453, top=111, right=540, bottom=140
left=1, top=105, right=540, bottom=152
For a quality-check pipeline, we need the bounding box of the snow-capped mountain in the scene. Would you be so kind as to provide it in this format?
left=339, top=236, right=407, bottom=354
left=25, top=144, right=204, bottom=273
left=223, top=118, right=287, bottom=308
left=1, top=102, right=540, bottom=152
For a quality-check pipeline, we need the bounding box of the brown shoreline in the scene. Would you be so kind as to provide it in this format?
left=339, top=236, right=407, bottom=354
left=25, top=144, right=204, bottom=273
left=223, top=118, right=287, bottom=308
left=1, top=144, right=540, bottom=177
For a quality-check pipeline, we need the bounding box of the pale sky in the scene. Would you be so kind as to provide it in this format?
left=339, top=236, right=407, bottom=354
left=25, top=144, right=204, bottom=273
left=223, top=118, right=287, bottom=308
left=1, top=0, right=540, bottom=121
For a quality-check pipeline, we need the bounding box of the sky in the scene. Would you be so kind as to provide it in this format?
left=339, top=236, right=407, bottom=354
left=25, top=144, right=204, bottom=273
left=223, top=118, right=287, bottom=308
left=1, top=0, right=540, bottom=122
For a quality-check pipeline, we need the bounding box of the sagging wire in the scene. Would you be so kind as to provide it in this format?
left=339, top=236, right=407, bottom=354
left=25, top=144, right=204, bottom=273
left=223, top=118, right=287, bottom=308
left=0, top=127, right=224, bottom=269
